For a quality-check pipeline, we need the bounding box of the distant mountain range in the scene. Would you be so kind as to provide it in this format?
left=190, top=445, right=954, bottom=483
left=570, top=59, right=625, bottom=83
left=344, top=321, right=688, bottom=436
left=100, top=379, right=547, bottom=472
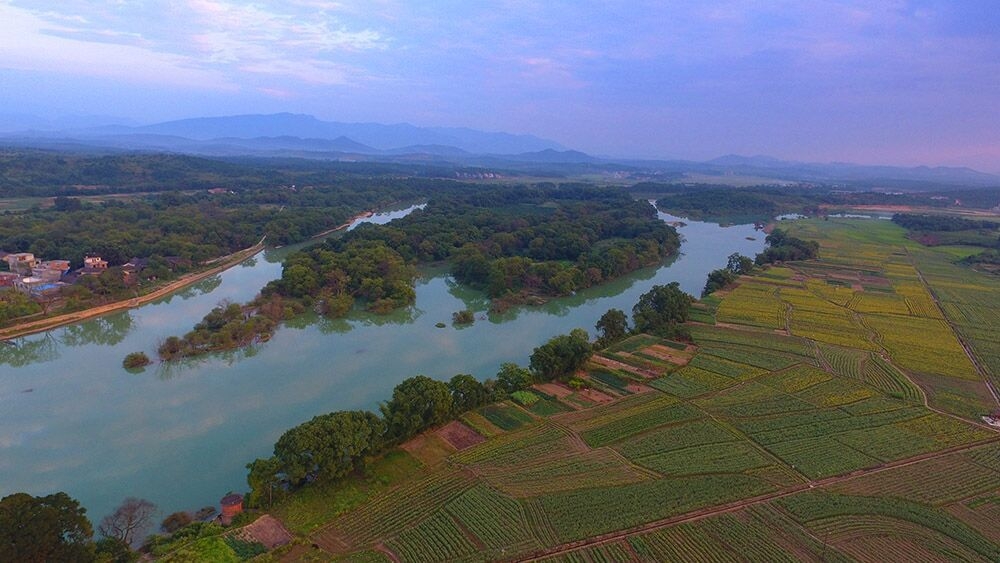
left=1, top=113, right=997, bottom=188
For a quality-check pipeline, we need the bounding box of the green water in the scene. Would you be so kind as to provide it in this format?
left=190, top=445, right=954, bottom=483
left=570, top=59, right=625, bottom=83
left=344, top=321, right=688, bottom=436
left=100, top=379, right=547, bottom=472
left=0, top=206, right=763, bottom=524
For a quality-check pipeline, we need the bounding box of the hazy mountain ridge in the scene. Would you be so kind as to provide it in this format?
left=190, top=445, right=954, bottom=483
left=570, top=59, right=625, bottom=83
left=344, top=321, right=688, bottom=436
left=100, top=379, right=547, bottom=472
left=1, top=113, right=998, bottom=188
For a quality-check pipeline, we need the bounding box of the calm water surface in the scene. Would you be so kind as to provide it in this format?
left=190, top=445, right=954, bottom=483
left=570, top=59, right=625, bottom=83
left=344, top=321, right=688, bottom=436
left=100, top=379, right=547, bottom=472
left=0, top=205, right=764, bottom=522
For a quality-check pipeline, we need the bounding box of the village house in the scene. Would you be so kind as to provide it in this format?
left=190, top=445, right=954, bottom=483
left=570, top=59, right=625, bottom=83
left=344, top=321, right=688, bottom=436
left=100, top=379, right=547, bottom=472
left=0, top=271, right=19, bottom=287
left=3, top=252, right=38, bottom=274
left=77, top=255, right=110, bottom=277
left=32, top=260, right=72, bottom=282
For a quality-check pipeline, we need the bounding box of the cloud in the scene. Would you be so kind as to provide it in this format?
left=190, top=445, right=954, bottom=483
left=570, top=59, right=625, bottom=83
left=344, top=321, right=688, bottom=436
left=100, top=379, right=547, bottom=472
left=0, top=1, right=385, bottom=89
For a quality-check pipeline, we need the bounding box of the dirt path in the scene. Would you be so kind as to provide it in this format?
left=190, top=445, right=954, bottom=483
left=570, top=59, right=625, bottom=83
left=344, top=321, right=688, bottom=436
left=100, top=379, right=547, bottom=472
left=0, top=209, right=385, bottom=342
left=0, top=239, right=264, bottom=341
left=904, top=247, right=999, bottom=409
left=512, top=436, right=1000, bottom=562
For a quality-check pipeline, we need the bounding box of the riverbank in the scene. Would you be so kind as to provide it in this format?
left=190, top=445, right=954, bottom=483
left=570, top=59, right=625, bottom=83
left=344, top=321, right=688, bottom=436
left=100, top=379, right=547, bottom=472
left=0, top=241, right=265, bottom=342
left=0, top=210, right=382, bottom=342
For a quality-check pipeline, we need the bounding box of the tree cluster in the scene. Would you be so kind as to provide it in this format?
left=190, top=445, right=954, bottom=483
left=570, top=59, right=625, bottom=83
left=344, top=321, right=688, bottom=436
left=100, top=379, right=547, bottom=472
left=244, top=366, right=532, bottom=508
left=755, top=229, right=819, bottom=265
left=156, top=297, right=301, bottom=361
left=702, top=253, right=754, bottom=296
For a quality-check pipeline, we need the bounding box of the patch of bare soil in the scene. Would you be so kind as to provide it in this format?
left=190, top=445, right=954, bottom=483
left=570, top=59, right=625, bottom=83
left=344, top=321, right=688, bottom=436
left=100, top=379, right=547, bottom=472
left=643, top=344, right=691, bottom=365
left=399, top=432, right=456, bottom=467
left=436, top=420, right=486, bottom=450
left=625, top=383, right=652, bottom=394
left=234, top=514, right=293, bottom=549
left=535, top=382, right=574, bottom=398
left=577, top=387, right=616, bottom=404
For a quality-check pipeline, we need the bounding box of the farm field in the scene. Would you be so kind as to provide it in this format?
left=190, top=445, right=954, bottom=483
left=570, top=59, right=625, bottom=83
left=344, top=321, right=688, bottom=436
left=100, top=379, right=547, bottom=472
left=267, top=217, right=1000, bottom=562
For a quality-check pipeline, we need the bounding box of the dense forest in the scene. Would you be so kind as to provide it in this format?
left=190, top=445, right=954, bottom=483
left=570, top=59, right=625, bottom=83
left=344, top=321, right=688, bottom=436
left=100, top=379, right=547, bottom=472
left=265, top=184, right=681, bottom=315
left=892, top=212, right=1000, bottom=272
left=648, top=184, right=1000, bottom=222
left=0, top=181, right=437, bottom=265
left=0, top=149, right=473, bottom=197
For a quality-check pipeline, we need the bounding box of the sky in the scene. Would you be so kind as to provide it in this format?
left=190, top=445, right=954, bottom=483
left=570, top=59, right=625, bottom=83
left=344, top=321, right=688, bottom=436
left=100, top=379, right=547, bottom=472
left=1, top=1, right=999, bottom=171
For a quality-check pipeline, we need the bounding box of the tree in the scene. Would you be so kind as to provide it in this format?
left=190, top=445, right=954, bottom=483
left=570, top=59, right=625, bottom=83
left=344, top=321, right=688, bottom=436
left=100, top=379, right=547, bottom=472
left=0, top=492, right=95, bottom=563
left=160, top=511, right=193, bottom=534
left=273, top=411, right=385, bottom=486
left=94, top=537, right=138, bottom=562
left=495, top=363, right=533, bottom=397
left=380, top=375, right=454, bottom=442
left=726, top=253, right=754, bottom=275
left=121, top=352, right=151, bottom=370
left=529, top=329, right=592, bottom=381
left=595, top=308, right=628, bottom=347
left=245, top=456, right=285, bottom=509
left=98, top=497, right=156, bottom=548
left=452, top=309, right=475, bottom=325
left=448, top=373, right=487, bottom=414
left=632, top=282, right=694, bottom=337
left=702, top=268, right=737, bottom=297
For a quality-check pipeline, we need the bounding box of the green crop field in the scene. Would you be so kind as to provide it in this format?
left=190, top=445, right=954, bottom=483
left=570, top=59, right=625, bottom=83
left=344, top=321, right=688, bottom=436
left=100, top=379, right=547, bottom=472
left=280, top=216, right=1000, bottom=563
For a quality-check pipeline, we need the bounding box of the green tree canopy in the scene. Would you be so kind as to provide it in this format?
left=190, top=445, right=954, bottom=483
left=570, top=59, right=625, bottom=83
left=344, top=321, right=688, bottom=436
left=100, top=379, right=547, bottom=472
left=0, top=491, right=95, bottom=563
left=529, top=328, right=592, bottom=381
left=595, top=308, right=629, bottom=347
left=380, top=375, right=454, bottom=442
left=448, top=374, right=488, bottom=415
left=495, top=363, right=534, bottom=397
left=632, top=282, right=694, bottom=337
left=273, top=410, right=385, bottom=485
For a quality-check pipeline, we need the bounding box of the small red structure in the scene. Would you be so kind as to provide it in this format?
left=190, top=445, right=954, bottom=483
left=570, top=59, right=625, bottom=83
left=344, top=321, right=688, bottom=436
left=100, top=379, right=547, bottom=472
left=220, top=493, right=244, bottom=525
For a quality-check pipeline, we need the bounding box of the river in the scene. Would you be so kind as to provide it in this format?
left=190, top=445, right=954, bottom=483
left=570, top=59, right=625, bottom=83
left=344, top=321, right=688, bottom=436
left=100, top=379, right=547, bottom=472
left=0, top=204, right=764, bottom=523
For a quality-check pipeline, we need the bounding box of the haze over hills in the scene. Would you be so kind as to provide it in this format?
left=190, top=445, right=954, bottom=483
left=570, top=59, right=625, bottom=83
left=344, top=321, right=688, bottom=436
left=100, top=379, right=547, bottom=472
left=1, top=113, right=998, bottom=189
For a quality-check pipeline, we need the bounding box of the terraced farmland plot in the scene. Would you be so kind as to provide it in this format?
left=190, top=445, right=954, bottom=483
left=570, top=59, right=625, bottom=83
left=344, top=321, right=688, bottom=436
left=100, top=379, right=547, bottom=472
left=744, top=406, right=928, bottom=445
left=615, top=418, right=739, bottom=460
left=811, top=515, right=989, bottom=563
left=689, top=324, right=816, bottom=357
left=861, top=353, right=923, bottom=402
left=320, top=468, right=476, bottom=549
left=580, top=402, right=702, bottom=447
left=894, top=414, right=994, bottom=448
left=830, top=455, right=1000, bottom=505
left=558, top=392, right=675, bottom=432
left=450, top=422, right=573, bottom=467
left=849, top=291, right=912, bottom=316
left=443, top=485, right=541, bottom=555
left=537, top=541, right=635, bottom=563
left=537, top=473, right=775, bottom=543
left=628, top=522, right=742, bottom=562
left=832, top=424, right=939, bottom=461
left=634, top=441, right=774, bottom=476
left=765, top=437, right=878, bottom=478
left=816, top=343, right=864, bottom=380
left=648, top=366, right=735, bottom=398
left=475, top=447, right=651, bottom=497
left=755, top=363, right=832, bottom=393
left=383, top=511, right=478, bottom=562
left=688, top=353, right=766, bottom=380
left=695, top=343, right=810, bottom=371
left=790, top=309, right=876, bottom=350
left=778, top=492, right=1000, bottom=561
left=865, top=313, right=978, bottom=379
left=695, top=381, right=817, bottom=417
left=479, top=402, right=535, bottom=431
left=715, top=288, right=787, bottom=329
left=795, top=377, right=876, bottom=407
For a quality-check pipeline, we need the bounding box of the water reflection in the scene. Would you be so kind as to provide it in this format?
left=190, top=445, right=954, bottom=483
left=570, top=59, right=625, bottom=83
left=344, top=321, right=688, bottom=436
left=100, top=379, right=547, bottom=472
left=0, top=334, right=59, bottom=367
left=60, top=313, right=134, bottom=347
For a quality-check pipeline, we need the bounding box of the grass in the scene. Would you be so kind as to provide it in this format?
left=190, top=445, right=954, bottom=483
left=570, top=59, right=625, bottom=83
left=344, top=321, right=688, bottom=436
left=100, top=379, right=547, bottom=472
left=273, top=216, right=1000, bottom=562
left=271, top=450, right=423, bottom=535
left=480, top=402, right=536, bottom=430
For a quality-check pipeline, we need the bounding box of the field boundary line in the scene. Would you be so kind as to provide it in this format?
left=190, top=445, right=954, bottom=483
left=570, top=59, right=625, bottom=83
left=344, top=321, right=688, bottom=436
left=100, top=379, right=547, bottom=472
left=904, top=246, right=998, bottom=409
left=511, top=436, right=1000, bottom=562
